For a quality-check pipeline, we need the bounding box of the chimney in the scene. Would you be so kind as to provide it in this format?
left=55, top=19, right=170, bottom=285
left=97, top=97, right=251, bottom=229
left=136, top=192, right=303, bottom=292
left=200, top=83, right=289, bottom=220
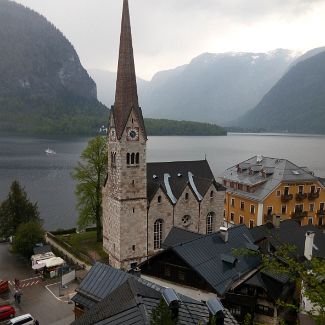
left=162, top=288, right=180, bottom=321
left=206, top=297, right=225, bottom=325
left=219, top=227, right=228, bottom=243
left=304, top=231, right=315, bottom=261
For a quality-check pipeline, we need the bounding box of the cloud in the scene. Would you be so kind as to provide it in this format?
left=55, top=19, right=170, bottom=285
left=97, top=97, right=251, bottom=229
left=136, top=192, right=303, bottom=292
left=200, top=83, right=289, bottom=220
left=14, top=0, right=325, bottom=79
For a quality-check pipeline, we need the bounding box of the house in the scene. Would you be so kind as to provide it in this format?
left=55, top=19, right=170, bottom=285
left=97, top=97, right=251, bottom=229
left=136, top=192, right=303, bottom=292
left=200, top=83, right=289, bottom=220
left=140, top=225, right=261, bottom=296
left=250, top=219, right=325, bottom=322
left=71, top=262, right=239, bottom=325
left=139, top=225, right=297, bottom=323
left=221, top=156, right=325, bottom=228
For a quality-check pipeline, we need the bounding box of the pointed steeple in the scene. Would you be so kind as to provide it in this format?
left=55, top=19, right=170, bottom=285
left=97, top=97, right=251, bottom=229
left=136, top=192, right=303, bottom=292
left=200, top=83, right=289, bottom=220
left=113, top=0, right=147, bottom=140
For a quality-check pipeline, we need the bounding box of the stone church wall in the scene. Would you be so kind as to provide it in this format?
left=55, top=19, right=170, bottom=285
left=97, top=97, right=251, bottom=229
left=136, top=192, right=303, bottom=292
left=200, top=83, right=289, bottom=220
left=174, top=185, right=200, bottom=232
left=199, top=184, right=225, bottom=234
left=147, top=188, right=174, bottom=255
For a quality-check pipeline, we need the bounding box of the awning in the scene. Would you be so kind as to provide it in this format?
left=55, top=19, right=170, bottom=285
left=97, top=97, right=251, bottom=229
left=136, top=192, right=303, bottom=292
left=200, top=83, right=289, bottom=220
left=32, top=263, right=46, bottom=270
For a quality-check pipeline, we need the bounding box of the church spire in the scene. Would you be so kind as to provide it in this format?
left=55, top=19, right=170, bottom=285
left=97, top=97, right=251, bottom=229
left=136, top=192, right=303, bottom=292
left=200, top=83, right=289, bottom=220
left=113, top=0, right=146, bottom=140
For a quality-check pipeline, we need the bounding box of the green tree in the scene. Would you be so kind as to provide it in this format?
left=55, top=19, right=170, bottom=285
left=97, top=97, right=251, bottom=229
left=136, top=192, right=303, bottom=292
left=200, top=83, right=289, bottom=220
left=234, top=244, right=325, bottom=324
left=72, top=136, right=108, bottom=242
left=262, top=245, right=325, bottom=325
left=150, top=299, right=176, bottom=325
left=12, top=221, right=44, bottom=257
left=0, top=180, right=41, bottom=237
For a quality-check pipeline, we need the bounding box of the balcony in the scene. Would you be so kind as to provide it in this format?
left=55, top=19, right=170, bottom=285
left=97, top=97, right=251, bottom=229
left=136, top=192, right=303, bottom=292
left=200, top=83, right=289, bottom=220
left=291, top=210, right=308, bottom=219
left=281, top=194, right=293, bottom=203
left=295, top=193, right=307, bottom=201
left=225, top=292, right=257, bottom=307
left=308, top=192, right=319, bottom=200
left=317, top=209, right=325, bottom=216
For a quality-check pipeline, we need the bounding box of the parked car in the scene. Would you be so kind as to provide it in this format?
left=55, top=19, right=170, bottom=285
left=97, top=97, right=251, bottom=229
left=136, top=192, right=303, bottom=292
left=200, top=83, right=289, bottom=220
left=6, top=313, right=35, bottom=325
left=0, top=280, right=9, bottom=294
left=0, top=305, right=15, bottom=320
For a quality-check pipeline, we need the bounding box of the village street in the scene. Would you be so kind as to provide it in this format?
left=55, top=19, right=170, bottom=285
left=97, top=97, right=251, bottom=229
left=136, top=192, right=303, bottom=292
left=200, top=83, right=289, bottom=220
left=0, top=243, right=75, bottom=325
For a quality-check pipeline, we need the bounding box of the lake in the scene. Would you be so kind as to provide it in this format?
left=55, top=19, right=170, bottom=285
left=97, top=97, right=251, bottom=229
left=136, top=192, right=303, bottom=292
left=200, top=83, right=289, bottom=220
left=1, top=133, right=325, bottom=230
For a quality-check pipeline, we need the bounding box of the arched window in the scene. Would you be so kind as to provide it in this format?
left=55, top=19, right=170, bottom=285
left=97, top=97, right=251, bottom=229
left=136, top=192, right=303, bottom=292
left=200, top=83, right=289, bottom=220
left=210, top=190, right=214, bottom=198
left=127, top=153, right=130, bottom=165
left=206, top=212, right=214, bottom=234
left=185, top=192, right=189, bottom=200
left=154, top=219, right=163, bottom=250
left=136, top=152, right=139, bottom=164
left=131, top=153, right=135, bottom=165
left=157, top=195, right=162, bottom=204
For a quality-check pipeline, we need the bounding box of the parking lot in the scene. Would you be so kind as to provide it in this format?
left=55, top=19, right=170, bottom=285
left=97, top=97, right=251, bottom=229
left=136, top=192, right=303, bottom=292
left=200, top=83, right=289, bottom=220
left=0, top=243, right=76, bottom=325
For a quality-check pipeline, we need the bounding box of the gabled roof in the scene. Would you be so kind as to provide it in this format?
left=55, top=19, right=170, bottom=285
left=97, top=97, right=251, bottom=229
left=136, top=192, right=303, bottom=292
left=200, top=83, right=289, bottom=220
left=72, top=264, right=239, bottom=325
left=244, top=270, right=290, bottom=301
left=147, top=160, right=224, bottom=204
left=221, top=156, right=318, bottom=202
left=112, top=0, right=146, bottom=140
left=72, top=262, right=130, bottom=308
left=250, top=219, right=325, bottom=259
left=141, top=225, right=261, bottom=296
left=162, top=227, right=204, bottom=248
left=33, top=244, right=52, bottom=255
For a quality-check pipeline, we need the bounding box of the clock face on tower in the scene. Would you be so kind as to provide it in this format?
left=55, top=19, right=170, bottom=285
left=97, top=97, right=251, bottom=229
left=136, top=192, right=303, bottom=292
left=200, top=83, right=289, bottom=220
left=127, top=127, right=139, bottom=141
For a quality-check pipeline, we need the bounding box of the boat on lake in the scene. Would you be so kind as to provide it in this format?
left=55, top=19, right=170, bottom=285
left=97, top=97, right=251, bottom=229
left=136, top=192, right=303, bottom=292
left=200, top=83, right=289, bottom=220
left=45, top=148, right=56, bottom=155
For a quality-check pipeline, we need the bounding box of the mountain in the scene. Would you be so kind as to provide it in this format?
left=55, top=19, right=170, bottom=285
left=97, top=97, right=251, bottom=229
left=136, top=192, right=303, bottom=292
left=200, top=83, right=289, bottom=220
left=235, top=50, right=325, bottom=134
left=90, top=50, right=295, bottom=125
left=88, top=69, right=149, bottom=110
left=0, top=0, right=107, bottom=136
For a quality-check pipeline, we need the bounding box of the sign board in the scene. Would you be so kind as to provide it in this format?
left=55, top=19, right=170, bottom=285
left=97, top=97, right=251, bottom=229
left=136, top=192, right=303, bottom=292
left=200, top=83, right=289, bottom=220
left=62, top=270, right=75, bottom=286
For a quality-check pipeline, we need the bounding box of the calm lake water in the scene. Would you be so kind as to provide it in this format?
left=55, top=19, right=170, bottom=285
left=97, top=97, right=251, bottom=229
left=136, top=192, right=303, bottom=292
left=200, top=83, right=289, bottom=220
left=1, top=133, right=325, bottom=230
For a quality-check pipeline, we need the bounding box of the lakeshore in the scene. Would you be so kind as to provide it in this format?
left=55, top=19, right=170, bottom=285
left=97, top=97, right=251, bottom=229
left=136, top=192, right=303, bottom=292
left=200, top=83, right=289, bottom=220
left=1, top=133, right=325, bottom=230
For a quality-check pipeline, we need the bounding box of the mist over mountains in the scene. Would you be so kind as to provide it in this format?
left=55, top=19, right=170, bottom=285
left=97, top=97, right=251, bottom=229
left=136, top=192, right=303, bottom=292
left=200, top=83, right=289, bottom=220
left=235, top=50, right=325, bottom=134
left=90, top=49, right=296, bottom=125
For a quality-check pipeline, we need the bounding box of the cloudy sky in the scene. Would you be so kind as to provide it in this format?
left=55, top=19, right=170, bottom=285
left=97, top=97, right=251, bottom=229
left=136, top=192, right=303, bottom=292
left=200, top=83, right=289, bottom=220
left=16, top=0, right=325, bottom=80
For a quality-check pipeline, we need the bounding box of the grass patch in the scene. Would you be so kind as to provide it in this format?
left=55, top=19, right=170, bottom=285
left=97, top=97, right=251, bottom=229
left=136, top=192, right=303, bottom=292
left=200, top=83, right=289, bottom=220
left=57, top=231, right=108, bottom=261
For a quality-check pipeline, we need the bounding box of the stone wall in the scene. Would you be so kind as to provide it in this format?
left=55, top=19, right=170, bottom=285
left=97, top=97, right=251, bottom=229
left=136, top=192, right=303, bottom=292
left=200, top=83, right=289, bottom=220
left=174, top=185, right=200, bottom=232
left=147, top=188, right=174, bottom=255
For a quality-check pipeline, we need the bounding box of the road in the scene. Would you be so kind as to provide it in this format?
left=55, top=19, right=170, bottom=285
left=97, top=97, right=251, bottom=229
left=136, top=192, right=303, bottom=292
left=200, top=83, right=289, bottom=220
left=0, top=243, right=75, bottom=325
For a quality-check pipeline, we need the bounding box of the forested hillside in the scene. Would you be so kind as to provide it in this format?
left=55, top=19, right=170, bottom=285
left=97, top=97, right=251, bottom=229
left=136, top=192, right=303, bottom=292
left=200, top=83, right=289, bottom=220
left=236, top=51, right=325, bottom=134
left=0, top=0, right=106, bottom=136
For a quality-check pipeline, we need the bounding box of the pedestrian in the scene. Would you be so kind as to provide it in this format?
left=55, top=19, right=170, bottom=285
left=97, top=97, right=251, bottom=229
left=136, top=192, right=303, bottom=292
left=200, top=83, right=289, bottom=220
left=16, top=291, right=22, bottom=305
left=35, top=320, right=40, bottom=325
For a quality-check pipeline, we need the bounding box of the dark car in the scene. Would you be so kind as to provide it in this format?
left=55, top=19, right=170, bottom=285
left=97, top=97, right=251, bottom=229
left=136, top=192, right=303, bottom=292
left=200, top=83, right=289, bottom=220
left=0, top=305, right=15, bottom=320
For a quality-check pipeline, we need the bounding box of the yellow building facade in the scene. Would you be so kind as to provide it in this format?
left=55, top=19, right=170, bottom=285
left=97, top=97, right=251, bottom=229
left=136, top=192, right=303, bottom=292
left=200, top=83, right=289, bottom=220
left=222, top=156, right=325, bottom=228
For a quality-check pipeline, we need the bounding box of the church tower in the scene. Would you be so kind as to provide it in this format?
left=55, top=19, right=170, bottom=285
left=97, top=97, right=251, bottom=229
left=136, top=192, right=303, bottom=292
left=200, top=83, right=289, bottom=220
left=102, top=0, right=148, bottom=270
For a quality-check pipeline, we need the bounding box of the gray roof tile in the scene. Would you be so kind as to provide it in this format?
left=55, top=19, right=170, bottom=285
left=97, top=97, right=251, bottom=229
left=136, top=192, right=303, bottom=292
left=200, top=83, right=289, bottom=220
left=221, top=156, right=317, bottom=201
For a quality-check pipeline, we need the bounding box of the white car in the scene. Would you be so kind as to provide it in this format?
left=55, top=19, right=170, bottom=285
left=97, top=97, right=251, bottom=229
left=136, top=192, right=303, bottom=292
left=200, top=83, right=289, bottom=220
left=6, top=313, right=36, bottom=325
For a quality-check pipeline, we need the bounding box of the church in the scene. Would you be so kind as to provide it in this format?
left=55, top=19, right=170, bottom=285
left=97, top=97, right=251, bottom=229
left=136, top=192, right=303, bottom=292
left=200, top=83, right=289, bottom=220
left=102, top=0, right=225, bottom=270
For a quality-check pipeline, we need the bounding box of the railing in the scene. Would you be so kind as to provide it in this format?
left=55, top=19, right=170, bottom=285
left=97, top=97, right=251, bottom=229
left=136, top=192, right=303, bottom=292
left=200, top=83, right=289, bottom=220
left=308, top=192, right=319, bottom=200
left=291, top=210, right=308, bottom=219
left=225, top=292, right=257, bottom=307
left=295, top=193, right=307, bottom=201
left=317, top=209, right=325, bottom=216
left=281, top=194, right=293, bottom=202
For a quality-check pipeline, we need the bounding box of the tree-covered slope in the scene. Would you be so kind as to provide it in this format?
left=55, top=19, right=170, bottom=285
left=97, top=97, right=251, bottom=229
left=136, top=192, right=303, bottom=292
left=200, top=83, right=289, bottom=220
left=0, top=0, right=107, bottom=136
left=236, top=51, right=325, bottom=134
left=144, top=119, right=226, bottom=136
